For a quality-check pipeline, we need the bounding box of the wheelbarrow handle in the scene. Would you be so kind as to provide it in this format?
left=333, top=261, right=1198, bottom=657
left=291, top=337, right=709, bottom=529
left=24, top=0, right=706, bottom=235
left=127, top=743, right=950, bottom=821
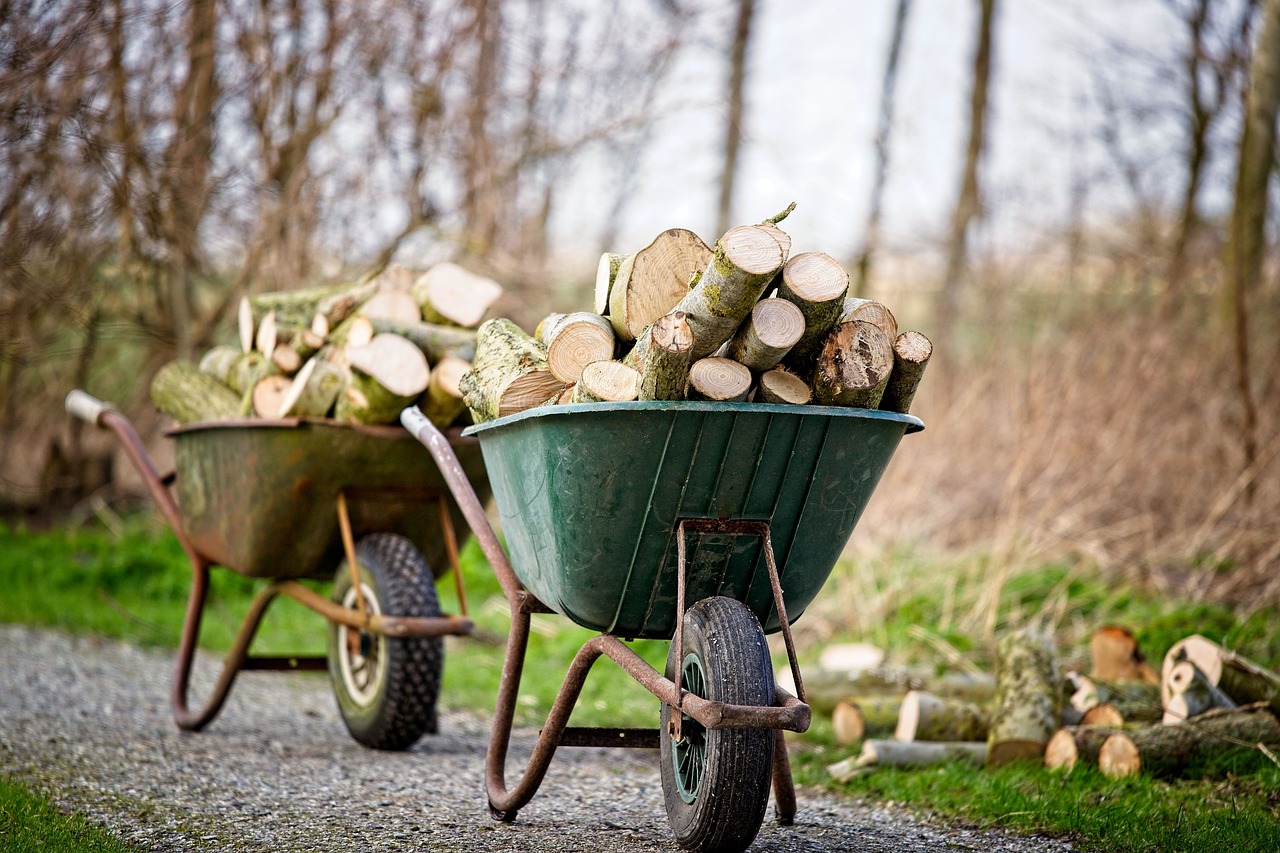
left=66, top=389, right=116, bottom=426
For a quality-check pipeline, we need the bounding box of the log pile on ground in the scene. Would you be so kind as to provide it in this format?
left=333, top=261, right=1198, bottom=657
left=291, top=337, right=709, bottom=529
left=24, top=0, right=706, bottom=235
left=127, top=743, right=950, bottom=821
left=149, top=263, right=498, bottom=428
left=822, top=627, right=1280, bottom=784
left=459, top=205, right=933, bottom=424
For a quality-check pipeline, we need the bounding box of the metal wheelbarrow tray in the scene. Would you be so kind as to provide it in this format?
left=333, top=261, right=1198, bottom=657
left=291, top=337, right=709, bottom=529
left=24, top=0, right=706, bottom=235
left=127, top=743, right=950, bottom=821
left=405, top=399, right=922, bottom=853
left=66, top=391, right=488, bottom=750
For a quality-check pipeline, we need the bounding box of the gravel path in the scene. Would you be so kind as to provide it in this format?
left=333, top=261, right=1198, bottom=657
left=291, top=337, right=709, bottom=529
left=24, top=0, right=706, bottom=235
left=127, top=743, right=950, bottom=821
left=0, top=626, right=1075, bottom=852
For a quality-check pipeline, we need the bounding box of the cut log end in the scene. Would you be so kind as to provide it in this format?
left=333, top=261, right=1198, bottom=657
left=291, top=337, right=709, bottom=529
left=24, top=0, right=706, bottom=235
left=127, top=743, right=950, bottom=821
left=728, top=298, right=804, bottom=371
left=832, top=701, right=866, bottom=746
left=719, top=224, right=786, bottom=276
left=347, top=333, right=431, bottom=397
left=1098, top=734, right=1141, bottom=779
left=781, top=252, right=848, bottom=302
left=688, top=357, right=752, bottom=402
left=1044, top=728, right=1080, bottom=771
left=545, top=312, right=616, bottom=384
left=1080, top=703, right=1126, bottom=727
left=572, top=360, right=639, bottom=404
left=758, top=369, right=812, bottom=405
left=413, top=262, right=503, bottom=328
left=812, top=321, right=895, bottom=407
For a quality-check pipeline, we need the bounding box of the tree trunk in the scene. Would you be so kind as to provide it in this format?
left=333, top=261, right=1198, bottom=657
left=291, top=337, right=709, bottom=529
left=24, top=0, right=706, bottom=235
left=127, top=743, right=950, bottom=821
left=636, top=310, right=694, bottom=401
left=811, top=321, right=894, bottom=407
left=333, top=334, right=431, bottom=425
left=687, top=357, right=752, bottom=402
left=776, top=252, right=849, bottom=373
left=1161, top=634, right=1280, bottom=714
left=459, top=319, right=565, bottom=422
left=544, top=312, right=617, bottom=384
left=987, top=627, right=1061, bottom=766
left=675, top=225, right=786, bottom=358
left=150, top=360, right=242, bottom=424
left=716, top=0, right=757, bottom=238
left=879, top=331, right=933, bottom=414
left=726, top=298, right=804, bottom=371
left=608, top=229, right=713, bottom=342
left=894, top=689, right=989, bottom=742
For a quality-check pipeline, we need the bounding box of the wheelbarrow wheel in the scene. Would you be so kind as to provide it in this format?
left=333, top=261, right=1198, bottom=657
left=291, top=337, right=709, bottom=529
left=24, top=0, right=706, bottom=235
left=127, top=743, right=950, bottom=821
left=660, top=596, right=775, bottom=853
left=326, top=533, right=443, bottom=751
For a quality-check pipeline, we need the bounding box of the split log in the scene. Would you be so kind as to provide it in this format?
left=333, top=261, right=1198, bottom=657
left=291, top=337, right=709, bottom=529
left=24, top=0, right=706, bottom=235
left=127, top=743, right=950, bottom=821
left=811, top=321, right=894, bottom=408
left=150, top=360, right=242, bottom=424
left=830, top=740, right=987, bottom=778
left=894, top=690, right=989, bottom=742
left=987, top=627, right=1061, bottom=766
left=1090, top=626, right=1159, bottom=683
left=636, top=310, right=694, bottom=401
left=276, top=357, right=345, bottom=418
left=1161, top=634, right=1280, bottom=714
left=687, top=357, right=752, bottom=402
left=571, top=360, right=639, bottom=404
left=334, top=333, right=431, bottom=424
left=595, top=252, right=625, bottom=314
left=841, top=297, right=898, bottom=341
left=251, top=374, right=291, bottom=419
left=358, top=290, right=422, bottom=325
left=674, top=225, right=786, bottom=358
left=459, top=319, right=565, bottom=422
left=608, top=229, right=713, bottom=341
left=879, top=331, right=933, bottom=414
left=1066, top=673, right=1163, bottom=723
left=543, top=312, right=617, bottom=384
left=255, top=310, right=278, bottom=358
left=774, top=252, right=848, bottom=372
left=367, top=318, right=477, bottom=363
left=412, top=262, right=503, bottom=328
left=1079, top=703, right=1126, bottom=727
left=757, top=368, right=812, bottom=405
left=1163, top=660, right=1237, bottom=724
left=726, top=298, right=804, bottom=371
left=238, top=297, right=254, bottom=353
left=420, top=355, right=471, bottom=428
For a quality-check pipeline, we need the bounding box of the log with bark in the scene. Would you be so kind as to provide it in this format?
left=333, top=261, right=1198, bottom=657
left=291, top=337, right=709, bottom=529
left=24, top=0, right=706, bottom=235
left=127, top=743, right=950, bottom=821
left=687, top=357, right=752, bottom=402
left=879, top=331, right=933, bottom=414
left=757, top=368, right=812, bottom=405
left=276, top=356, right=346, bottom=418
left=334, top=333, right=431, bottom=424
left=571, top=360, right=639, bottom=404
left=829, top=740, right=988, bottom=779
left=829, top=695, right=904, bottom=743
left=1163, top=660, right=1237, bottom=724
left=1090, top=625, right=1159, bottom=683
left=841, top=297, right=898, bottom=341
left=987, top=627, right=1061, bottom=766
left=607, top=229, right=712, bottom=341
left=726, top=297, right=804, bottom=371
left=459, top=319, right=565, bottom=422
left=420, top=355, right=471, bottom=429
left=774, top=251, right=848, bottom=372
left=542, top=312, right=617, bottom=384
left=594, top=252, right=625, bottom=315
left=151, top=360, right=243, bottom=424
left=636, top=310, right=694, bottom=401
left=802, top=667, right=995, bottom=716
left=1161, top=634, right=1280, bottom=714
left=811, top=320, right=895, bottom=408
left=367, top=319, right=477, bottom=363
left=894, top=689, right=989, bottom=742
left=1065, top=672, right=1163, bottom=723
left=412, top=262, right=503, bottom=328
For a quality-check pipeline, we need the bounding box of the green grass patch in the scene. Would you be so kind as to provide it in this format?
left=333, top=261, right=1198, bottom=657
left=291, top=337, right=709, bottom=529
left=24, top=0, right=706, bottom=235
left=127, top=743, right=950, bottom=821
left=0, top=776, right=137, bottom=852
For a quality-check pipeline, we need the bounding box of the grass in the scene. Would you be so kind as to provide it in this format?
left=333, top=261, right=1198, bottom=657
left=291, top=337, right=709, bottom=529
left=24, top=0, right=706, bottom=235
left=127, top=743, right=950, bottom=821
left=1, top=517, right=1278, bottom=852
left=0, top=776, right=137, bottom=852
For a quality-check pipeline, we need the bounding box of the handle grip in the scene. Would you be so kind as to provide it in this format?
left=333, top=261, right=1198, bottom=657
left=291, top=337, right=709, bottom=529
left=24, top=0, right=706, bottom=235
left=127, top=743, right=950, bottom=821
left=65, top=390, right=114, bottom=425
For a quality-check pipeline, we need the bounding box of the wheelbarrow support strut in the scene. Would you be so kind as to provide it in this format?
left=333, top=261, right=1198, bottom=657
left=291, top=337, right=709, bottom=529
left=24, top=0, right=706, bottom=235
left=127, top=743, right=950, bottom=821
left=402, top=406, right=810, bottom=825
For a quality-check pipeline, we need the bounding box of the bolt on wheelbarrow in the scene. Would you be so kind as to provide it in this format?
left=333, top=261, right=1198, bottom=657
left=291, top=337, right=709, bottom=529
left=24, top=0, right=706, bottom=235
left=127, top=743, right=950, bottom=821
left=402, top=399, right=923, bottom=852
left=65, top=390, right=488, bottom=750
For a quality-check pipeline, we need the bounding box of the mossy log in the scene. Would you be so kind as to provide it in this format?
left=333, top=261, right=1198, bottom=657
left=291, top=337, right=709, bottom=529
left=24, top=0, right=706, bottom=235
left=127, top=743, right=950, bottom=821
left=775, top=252, right=848, bottom=372
left=420, top=355, right=471, bottom=428
left=842, top=297, right=898, bottom=341
left=673, top=225, right=786, bottom=358
left=311, top=278, right=380, bottom=336
left=248, top=281, right=356, bottom=329
left=150, top=360, right=242, bottom=424
left=726, top=298, right=804, bottom=371
left=1044, top=726, right=1114, bottom=772
left=571, top=360, right=639, bottom=403
left=895, top=690, right=989, bottom=742
left=412, top=262, right=503, bottom=328
left=879, top=331, right=933, bottom=414
left=277, top=357, right=345, bottom=418
left=333, top=333, right=432, bottom=424
left=827, top=695, right=903, bottom=741
left=987, top=628, right=1061, bottom=766
left=1163, top=660, right=1237, bottom=724
left=829, top=740, right=987, bottom=779
left=460, top=318, right=565, bottom=422
left=544, top=312, right=617, bottom=384
left=595, top=252, right=625, bottom=315
left=1066, top=673, right=1163, bottom=723
left=687, top=357, right=752, bottom=402
left=757, top=367, right=812, bottom=405
left=608, top=229, right=713, bottom=342
left=1161, top=634, right=1280, bottom=714
left=811, top=321, right=894, bottom=408
left=804, top=667, right=996, bottom=716
left=367, top=318, right=477, bottom=363
left=637, top=310, right=694, bottom=401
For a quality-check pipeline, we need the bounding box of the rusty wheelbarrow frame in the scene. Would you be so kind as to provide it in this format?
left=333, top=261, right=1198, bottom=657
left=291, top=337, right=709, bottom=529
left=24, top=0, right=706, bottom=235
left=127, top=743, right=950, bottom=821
left=65, top=390, right=481, bottom=740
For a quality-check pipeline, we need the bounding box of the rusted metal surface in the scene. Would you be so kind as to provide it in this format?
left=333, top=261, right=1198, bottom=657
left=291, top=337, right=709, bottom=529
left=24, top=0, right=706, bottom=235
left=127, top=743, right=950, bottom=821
left=552, top=728, right=661, bottom=749
left=276, top=581, right=473, bottom=638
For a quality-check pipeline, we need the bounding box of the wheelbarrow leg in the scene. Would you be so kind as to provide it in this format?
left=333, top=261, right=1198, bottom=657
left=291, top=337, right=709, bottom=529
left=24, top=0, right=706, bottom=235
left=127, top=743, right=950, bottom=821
left=772, top=731, right=797, bottom=825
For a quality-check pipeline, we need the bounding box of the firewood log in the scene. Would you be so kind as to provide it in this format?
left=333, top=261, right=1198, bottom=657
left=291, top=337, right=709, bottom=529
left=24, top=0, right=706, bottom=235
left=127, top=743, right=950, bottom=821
left=608, top=229, right=713, bottom=341
left=420, top=355, right=470, bottom=428
left=334, top=333, right=431, bottom=424
left=830, top=740, right=987, bottom=778
left=412, top=262, right=503, bottom=328
left=774, top=252, right=848, bottom=372
left=894, top=690, right=989, bottom=742
left=543, top=312, right=617, bottom=384
left=811, top=321, right=894, bottom=408
left=687, top=357, right=752, bottom=402
left=251, top=374, right=291, bottom=419
left=1044, top=726, right=1113, bottom=772
left=367, top=319, right=477, bottom=363
left=726, top=298, right=804, bottom=371
left=571, top=360, right=639, bottom=403
left=879, top=331, right=933, bottom=414
left=636, top=310, right=694, bottom=401
left=150, top=360, right=242, bottom=424
left=1161, top=634, right=1280, bottom=714
left=674, top=224, right=786, bottom=358
left=841, top=297, right=898, bottom=341
left=358, top=290, right=422, bottom=326
left=459, top=319, right=564, bottom=422
left=327, top=314, right=375, bottom=348
left=757, top=368, right=812, bottom=405
left=198, top=345, right=249, bottom=389
left=803, top=667, right=995, bottom=716
left=255, top=310, right=278, bottom=358
left=987, top=627, right=1061, bottom=766
left=832, top=701, right=866, bottom=745
left=1079, top=703, right=1126, bottom=727
left=1090, top=625, right=1159, bottom=683
left=270, top=343, right=302, bottom=376
left=249, top=280, right=367, bottom=330
left=595, top=252, right=625, bottom=315
left=1163, top=660, right=1237, bottom=724
left=1065, top=672, right=1163, bottom=722
left=276, top=356, right=345, bottom=418
left=311, top=278, right=380, bottom=336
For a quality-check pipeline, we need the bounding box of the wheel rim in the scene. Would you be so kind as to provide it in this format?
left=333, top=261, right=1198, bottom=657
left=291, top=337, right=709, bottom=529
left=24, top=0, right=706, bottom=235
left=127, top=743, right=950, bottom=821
left=671, top=653, right=708, bottom=804
left=336, top=582, right=386, bottom=706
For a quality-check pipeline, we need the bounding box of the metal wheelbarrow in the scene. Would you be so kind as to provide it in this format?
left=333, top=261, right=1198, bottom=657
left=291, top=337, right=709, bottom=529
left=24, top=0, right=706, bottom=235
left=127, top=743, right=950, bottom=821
left=403, top=399, right=922, bottom=852
left=65, top=390, right=488, bottom=751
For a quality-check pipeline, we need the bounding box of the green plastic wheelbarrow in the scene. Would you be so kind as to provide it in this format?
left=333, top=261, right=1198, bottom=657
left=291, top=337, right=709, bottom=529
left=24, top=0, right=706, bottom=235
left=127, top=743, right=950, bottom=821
left=403, top=400, right=922, bottom=853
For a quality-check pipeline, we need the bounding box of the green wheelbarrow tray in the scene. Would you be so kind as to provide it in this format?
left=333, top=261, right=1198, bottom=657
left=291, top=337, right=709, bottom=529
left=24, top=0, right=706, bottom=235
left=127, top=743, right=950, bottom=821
left=166, top=417, right=490, bottom=579
left=463, top=400, right=923, bottom=639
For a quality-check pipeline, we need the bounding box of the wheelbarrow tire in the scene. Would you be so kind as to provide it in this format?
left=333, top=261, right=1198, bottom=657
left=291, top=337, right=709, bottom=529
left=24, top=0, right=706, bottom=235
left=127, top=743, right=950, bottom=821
left=660, top=596, right=775, bottom=853
left=327, top=533, right=443, bottom=751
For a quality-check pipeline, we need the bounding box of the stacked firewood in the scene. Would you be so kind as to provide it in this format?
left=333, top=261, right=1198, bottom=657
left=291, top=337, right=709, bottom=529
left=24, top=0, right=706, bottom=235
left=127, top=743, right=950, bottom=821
left=822, top=626, right=1280, bottom=781
left=149, top=263, right=500, bottom=428
left=460, top=206, right=932, bottom=423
